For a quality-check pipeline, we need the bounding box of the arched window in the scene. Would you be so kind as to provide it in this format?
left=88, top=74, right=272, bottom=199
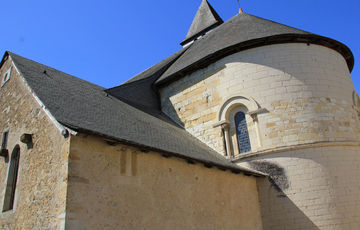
left=216, top=95, right=264, bottom=157
left=3, top=145, right=20, bottom=212
left=234, top=112, right=251, bottom=153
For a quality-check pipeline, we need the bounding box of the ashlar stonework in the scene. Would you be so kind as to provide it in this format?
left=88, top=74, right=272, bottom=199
left=0, top=1, right=359, bottom=229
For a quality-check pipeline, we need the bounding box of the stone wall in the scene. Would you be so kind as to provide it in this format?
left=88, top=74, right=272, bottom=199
left=160, top=43, right=360, bottom=156
left=160, top=43, right=360, bottom=229
left=0, top=57, right=69, bottom=229
left=65, top=133, right=263, bottom=230
left=239, top=145, right=360, bottom=229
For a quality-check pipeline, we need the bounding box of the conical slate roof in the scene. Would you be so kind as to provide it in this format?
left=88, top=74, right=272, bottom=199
left=155, top=13, right=354, bottom=85
left=181, top=0, right=223, bottom=46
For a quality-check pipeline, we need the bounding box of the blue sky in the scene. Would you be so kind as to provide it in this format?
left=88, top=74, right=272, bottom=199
left=1, top=0, right=359, bottom=91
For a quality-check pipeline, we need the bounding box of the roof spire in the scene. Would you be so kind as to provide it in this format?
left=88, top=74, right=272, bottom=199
left=180, top=0, right=223, bottom=47
left=237, top=0, right=244, bottom=14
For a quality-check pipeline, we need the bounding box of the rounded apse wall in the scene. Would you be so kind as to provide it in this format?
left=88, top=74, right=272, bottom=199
left=160, top=43, right=360, bottom=228
left=160, top=43, right=360, bottom=155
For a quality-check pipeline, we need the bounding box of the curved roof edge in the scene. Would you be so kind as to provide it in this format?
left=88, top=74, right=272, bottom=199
left=156, top=33, right=354, bottom=86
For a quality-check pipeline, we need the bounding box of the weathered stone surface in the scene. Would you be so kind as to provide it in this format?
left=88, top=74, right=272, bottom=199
left=0, top=58, right=69, bottom=229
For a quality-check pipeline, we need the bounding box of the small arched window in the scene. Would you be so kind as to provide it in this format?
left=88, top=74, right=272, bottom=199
left=234, top=112, right=251, bottom=153
left=3, top=145, right=20, bottom=212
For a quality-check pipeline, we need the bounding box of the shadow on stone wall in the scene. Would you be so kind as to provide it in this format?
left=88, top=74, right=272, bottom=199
left=256, top=177, right=319, bottom=230
left=248, top=160, right=319, bottom=230
left=249, top=161, right=289, bottom=194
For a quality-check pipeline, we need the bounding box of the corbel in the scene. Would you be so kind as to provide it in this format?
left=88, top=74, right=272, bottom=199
left=20, top=133, right=33, bottom=149
left=0, top=148, right=8, bottom=159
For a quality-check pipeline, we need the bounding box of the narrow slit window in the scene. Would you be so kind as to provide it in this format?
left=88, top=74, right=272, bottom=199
left=234, top=112, right=251, bottom=153
left=1, top=67, right=12, bottom=87
left=3, top=145, right=20, bottom=212
left=1, top=131, right=9, bottom=149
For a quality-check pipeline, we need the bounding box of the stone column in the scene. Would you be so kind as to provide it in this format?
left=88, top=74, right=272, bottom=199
left=250, top=113, right=262, bottom=149
left=221, top=123, right=232, bottom=158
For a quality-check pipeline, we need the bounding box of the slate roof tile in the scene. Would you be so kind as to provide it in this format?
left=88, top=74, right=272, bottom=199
left=6, top=51, right=263, bottom=176
left=156, top=13, right=353, bottom=85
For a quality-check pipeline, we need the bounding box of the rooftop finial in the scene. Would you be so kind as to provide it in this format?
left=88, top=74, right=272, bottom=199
left=237, top=0, right=244, bottom=14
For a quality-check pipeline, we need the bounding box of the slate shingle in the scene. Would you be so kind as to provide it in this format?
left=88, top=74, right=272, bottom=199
left=156, top=13, right=354, bottom=86
left=6, top=51, right=263, bottom=176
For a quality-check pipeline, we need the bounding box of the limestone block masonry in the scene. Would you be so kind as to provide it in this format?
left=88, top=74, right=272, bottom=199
left=160, top=43, right=360, bottom=229
left=160, top=43, right=360, bottom=155
left=0, top=58, right=69, bottom=229
left=239, top=145, right=360, bottom=229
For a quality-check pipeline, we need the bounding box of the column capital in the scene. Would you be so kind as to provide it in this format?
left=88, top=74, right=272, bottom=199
left=213, top=120, right=229, bottom=129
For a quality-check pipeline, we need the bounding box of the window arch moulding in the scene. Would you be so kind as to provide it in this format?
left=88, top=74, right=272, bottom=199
left=213, top=95, right=267, bottom=157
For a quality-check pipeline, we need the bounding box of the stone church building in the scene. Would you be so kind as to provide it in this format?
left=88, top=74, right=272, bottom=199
left=0, top=0, right=359, bottom=229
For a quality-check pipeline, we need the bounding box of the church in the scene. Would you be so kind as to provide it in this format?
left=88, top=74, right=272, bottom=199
left=0, top=0, right=359, bottom=229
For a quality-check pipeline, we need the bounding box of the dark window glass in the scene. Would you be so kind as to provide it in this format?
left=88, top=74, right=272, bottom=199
left=1, top=131, right=9, bottom=149
left=234, top=112, right=251, bottom=153
left=3, top=145, right=20, bottom=212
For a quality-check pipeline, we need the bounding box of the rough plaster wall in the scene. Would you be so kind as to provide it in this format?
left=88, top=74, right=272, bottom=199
left=160, top=43, right=360, bottom=155
left=66, top=134, right=263, bottom=230
left=240, top=146, right=360, bottom=230
left=0, top=58, right=69, bottom=229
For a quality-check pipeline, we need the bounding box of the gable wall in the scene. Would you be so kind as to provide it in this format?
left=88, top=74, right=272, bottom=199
left=0, top=57, right=69, bottom=229
left=65, top=133, right=263, bottom=230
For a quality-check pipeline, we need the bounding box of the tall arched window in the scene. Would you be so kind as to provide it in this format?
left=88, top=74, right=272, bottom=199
left=217, top=95, right=263, bottom=157
left=3, top=145, right=20, bottom=212
left=234, top=112, right=251, bottom=153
